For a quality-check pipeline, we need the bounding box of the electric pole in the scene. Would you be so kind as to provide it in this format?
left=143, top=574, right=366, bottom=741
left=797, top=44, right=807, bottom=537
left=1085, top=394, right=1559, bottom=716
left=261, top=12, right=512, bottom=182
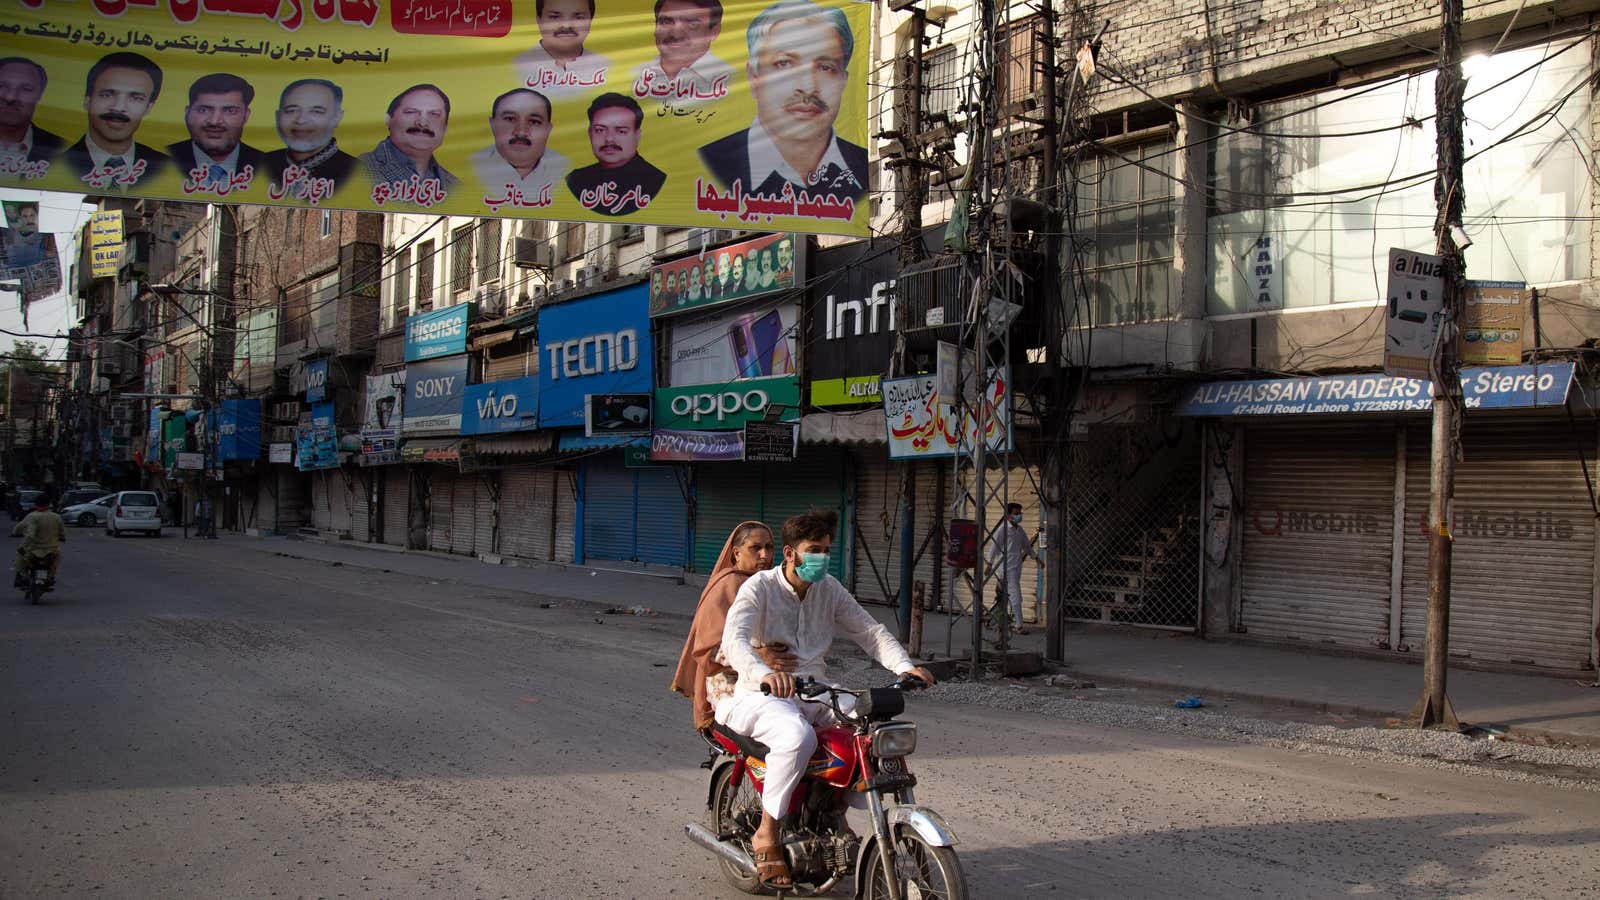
left=1413, top=0, right=1465, bottom=730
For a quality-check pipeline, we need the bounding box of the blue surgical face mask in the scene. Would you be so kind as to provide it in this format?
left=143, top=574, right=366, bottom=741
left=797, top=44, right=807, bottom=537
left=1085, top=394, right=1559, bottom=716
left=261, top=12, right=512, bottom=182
left=794, top=551, right=830, bottom=583
left=1010, top=514, right=1023, bottom=525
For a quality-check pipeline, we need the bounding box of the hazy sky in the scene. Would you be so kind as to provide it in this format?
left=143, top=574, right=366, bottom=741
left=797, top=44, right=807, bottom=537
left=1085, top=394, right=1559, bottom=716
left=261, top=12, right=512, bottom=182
left=1, top=188, right=98, bottom=364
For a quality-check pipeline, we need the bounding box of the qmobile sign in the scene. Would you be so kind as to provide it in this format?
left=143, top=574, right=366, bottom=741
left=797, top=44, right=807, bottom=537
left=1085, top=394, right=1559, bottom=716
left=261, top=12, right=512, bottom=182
left=537, top=283, right=653, bottom=429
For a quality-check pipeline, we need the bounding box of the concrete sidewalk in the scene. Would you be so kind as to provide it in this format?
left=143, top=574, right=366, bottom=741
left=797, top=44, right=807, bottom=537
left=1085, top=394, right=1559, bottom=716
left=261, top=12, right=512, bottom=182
left=228, top=533, right=1600, bottom=745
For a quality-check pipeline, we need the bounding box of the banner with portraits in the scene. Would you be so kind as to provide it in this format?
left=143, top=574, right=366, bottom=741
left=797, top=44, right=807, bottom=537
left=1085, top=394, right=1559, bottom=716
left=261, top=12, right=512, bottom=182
left=1, top=0, right=871, bottom=236
left=0, top=201, right=62, bottom=318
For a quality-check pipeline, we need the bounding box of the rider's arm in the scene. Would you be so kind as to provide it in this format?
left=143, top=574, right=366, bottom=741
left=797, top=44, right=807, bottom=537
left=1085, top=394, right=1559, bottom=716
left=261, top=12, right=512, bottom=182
left=10, top=516, right=26, bottom=539
left=831, top=587, right=915, bottom=676
left=721, top=591, right=774, bottom=685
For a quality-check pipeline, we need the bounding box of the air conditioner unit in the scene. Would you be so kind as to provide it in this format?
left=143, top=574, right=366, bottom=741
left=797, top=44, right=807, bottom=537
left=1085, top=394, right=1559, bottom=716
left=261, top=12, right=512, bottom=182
left=558, top=278, right=574, bottom=293
left=272, top=401, right=300, bottom=420
left=513, top=237, right=554, bottom=270
left=99, top=359, right=123, bottom=376
left=111, top=423, right=132, bottom=440
left=476, top=282, right=505, bottom=315
left=531, top=284, right=548, bottom=301
left=576, top=266, right=598, bottom=286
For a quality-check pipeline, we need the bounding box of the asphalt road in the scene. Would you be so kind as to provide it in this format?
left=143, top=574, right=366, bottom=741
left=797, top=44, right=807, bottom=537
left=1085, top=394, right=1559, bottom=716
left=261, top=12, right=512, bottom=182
left=3, top=531, right=1598, bottom=899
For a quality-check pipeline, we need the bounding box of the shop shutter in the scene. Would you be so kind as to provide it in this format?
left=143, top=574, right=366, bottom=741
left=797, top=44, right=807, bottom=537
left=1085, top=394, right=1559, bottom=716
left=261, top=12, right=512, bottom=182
left=635, top=466, right=690, bottom=566
left=760, top=448, right=848, bottom=580
left=311, top=472, right=332, bottom=531
left=352, top=471, right=371, bottom=543
left=693, top=464, right=764, bottom=573
left=583, top=456, right=635, bottom=562
left=500, top=468, right=542, bottom=558
left=853, top=455, right=945, bottom=610
left=451, top=475, right=478, bottom=556
left=279, top=470, right=310, bottom=529
left=1241, top=422, right=1394, bottom=650
left=477, top=473, right=499, bottom=555
left=555, top=469, right=577, bottom=562
left=429, top=470, right=456, bottom=552
left=383, top=468, right=409, bottom=546
left=485, top=349, right=533, bottom=382
left=330, top=472, right=353, bottom=536
left=1402, top=418, right=1596, bottom=670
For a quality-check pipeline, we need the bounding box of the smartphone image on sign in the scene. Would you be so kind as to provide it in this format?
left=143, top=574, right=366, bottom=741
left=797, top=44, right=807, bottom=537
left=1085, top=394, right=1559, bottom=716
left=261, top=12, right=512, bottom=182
left=751, top=309, right=793, bottom=376
left=728, top=317, right=762, bottom=378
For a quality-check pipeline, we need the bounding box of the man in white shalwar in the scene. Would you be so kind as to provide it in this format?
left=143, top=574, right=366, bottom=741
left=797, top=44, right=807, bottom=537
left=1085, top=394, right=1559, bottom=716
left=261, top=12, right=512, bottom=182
left=986, top=501, right=1039, bottom=634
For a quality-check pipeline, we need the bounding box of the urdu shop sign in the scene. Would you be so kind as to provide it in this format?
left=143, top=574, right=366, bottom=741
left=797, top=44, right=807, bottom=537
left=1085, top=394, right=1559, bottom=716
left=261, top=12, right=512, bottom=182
left=1178, top=363, right=1574, bottom=416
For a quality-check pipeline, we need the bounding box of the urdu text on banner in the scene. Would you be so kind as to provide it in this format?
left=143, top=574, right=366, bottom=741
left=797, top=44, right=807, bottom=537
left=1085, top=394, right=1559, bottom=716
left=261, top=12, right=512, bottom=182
left=1, top=0, right=871, bottom=236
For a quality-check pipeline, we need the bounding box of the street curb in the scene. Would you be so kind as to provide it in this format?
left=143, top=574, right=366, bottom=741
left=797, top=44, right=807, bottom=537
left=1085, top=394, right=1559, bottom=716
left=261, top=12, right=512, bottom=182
left=1054, top=668, right=1600, bottom=749
left=253, top=538, right=698, bottom=622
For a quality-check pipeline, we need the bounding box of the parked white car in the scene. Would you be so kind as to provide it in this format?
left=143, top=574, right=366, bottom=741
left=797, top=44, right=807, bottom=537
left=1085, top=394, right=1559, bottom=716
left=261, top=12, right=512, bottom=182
left=63, top=495, right=113, bottom=528
left=106, top=491, right=163, bottom=537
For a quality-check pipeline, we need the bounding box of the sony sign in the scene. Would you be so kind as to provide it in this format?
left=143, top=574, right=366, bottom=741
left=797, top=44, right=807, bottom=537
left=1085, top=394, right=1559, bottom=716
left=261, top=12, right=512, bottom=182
left=544, top=329, right=639, bottom=380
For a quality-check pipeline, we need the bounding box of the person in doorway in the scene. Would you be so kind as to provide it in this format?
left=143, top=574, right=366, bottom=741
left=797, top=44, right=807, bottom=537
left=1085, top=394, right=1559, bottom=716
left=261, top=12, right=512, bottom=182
left=12, top=493, right=65, bottom=591
left=987, top=501, right=1039, bottom=634
left=670, top=520, right=795, bottom=731
left=167, top=490, right=183, bottom=528
left=718, top=508, right=936, bottom=890
left=194, top=493, right=215, bottom=539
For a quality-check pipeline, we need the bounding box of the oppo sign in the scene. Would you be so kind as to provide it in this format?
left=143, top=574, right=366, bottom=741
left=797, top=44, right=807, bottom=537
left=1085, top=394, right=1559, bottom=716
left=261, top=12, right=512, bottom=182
left=671, top=387, right=771, bottom=423
left=656, top=374, right=799, bottom=429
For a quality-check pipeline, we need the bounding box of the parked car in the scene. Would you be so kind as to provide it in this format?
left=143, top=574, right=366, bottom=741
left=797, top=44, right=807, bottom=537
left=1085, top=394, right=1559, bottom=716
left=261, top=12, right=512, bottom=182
left=63, top=495, right=113, bottom=528
left=106, top=491, right=163, bottom=537
left=57, top=489, right=109, bottom=512
left=10, top=489, right=45, bottom=520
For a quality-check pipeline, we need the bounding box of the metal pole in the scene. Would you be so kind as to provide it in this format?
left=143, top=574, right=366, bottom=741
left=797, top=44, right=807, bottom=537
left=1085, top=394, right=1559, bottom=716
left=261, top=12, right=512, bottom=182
left=894, top=9, right=927, bottom=644
left=1412, top=0, right=1465, bottom=730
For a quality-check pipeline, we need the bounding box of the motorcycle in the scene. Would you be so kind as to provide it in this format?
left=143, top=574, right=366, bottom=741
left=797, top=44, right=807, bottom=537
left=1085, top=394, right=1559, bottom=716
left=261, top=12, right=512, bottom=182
left=17, top=553, right=54, bottom=604
left=685, top=676, right=968, bottom=899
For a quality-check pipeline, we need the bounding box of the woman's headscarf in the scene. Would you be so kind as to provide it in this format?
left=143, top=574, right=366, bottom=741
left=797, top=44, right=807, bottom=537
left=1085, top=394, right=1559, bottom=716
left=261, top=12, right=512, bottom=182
left=670, top=520, right=769, bottom=730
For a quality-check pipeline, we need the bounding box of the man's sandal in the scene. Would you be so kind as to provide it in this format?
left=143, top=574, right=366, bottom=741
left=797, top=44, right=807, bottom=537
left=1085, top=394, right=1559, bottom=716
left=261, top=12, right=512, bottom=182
left=751, top=842, right=792, bottom=890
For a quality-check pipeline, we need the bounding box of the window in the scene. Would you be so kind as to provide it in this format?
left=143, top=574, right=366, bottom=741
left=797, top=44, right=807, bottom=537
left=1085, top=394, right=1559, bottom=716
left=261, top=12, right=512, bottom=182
left=388, top=247, right=411, bottom=329
left=995, top=17, right=1040, bottom=112
left=1207, top=40, right=1592, bottom=314
left=477, top=219, right=503, bottom=283
left=451, top=225, right=474, bottom=293
left=617, top=223, right=643, bottom=244
left=923, top=44, right=962, bottom=123
left=415, top=239, right=436, bottom=309
left=281, top=282, right=310, bottom=344
left=1071, top=141, right=1176, bottom=326
left=319, top=209, right=332, bottom=238
left=562, top=223, right=585, bottom=262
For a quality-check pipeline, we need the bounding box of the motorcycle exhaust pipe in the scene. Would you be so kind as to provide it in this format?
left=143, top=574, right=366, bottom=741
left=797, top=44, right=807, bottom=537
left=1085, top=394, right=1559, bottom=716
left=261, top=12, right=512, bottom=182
left=684, top=822, right=756, bottom=878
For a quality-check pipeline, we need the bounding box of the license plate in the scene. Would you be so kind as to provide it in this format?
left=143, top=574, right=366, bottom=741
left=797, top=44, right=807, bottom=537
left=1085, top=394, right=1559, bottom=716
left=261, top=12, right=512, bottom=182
left=130, top=509, right=153, bottom=518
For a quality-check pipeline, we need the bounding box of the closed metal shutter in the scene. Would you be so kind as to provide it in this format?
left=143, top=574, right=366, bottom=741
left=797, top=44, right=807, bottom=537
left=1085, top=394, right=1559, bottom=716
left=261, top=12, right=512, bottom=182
left=429, top=470, right=456, bottom=552
left=352, top=471, right=371, bottom=542
left=311, top=472, right=332, bottom=531
left=1402, top=418, right=1596, bottom=670
left=330, top=471, right=353, bottom=536
left=451, top=474, right=478, bottom=556
left=582, top=456, right=635, bottom=562
left=852, top=455, right=944, bottom=609
left=758, top=448, right=849, bottom=581
left=382, top=468, right=408, bottom=546
left=1241, top=422, right=1394, bottom=649
left=499, top=468, right=542, bottom=558
left=693, top=464, right=764, bottom=573
left=555, top=469, right=577, bottom=562
left=485, top=349, right=533, bottom=382
left=635, top=466, right=689, bottom=566
left=476, top=473, right=498, bottom=555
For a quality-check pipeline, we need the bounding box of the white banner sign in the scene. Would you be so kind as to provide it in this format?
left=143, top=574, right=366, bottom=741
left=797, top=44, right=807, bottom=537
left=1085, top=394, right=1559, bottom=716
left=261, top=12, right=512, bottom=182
left=882, top=368, right=1012, bottom=460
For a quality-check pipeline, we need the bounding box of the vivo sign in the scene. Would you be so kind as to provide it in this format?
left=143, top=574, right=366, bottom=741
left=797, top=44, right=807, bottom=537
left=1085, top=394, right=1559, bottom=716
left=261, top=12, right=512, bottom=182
left=404, top=304, right=471, bottom=362
left=536, top=284, right=652, bottom=429
left=461, top=376, right=539, bottom=435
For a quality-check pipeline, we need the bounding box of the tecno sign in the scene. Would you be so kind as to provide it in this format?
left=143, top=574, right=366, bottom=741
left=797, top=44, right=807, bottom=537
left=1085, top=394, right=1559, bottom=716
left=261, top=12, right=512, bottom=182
left=544, top=329, right=639, bottom=380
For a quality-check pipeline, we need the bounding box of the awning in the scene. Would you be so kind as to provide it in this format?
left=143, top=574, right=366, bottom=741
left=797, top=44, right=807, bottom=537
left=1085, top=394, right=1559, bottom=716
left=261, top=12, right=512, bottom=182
left=473, top=431, right=557, bottom=461
left=558, top=430, right=648, bottom=452
left=800, top=411, right=885, bottom=446
left=469, top=330, right=516, bottom=351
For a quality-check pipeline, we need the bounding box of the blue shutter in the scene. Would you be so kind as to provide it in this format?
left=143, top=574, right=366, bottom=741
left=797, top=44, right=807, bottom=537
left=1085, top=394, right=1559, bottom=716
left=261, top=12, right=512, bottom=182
left=582, top=455, right=635, bottom=562
left=635, top=466, right=689, bottom=566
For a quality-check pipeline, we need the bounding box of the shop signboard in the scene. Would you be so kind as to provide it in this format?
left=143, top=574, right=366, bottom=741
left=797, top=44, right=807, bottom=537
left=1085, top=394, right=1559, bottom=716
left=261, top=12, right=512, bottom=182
left=88, top=210, right=123, bottom=277
left=217, top=399, right=262, bottom=461
left=743, top=420, right=797, bottom=463
left=649, top=233, right=802, bottom=316
left=585, top=393, right=652, bottom=438
left=460, top=376, right=539, bottom=435
left=176, top=452, right=205, bottom=470
left=882, top=369, right=1012, bottom=460
left=665, top=297, right=797, bottom=387
left=305, top=358, right=330, bottom=402
left=268, top=443, right=294, bottom=464
left=537, top=284, right=652, bottom=428
left=650, top=428, right=745, bottom=462
left=404, top=303, right=471, bottom=362
left=3, top=0, right=871, bottom=237
left=295, top=423, right=338, bottom=470
left=653, top=374, right=799, bottom=430
left=364, top=370, right=406, bottom=431
left=1460, top=280, right=1527, bottom=366
left=1382, top=248, right=1445, bottom=379
left=1176, top=362, right=1575, bottom=416
left=806, top=233, right=925, bottom=406
left=402, top=356, right=469, bottom=433
left=359, top=428, right=400, bottom=466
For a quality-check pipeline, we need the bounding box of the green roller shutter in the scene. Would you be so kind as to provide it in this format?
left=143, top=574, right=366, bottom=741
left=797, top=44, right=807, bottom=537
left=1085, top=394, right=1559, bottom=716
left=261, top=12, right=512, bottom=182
left=693, top=465, right=765, bottom=573
left=691, top=447, right=848, bottom=580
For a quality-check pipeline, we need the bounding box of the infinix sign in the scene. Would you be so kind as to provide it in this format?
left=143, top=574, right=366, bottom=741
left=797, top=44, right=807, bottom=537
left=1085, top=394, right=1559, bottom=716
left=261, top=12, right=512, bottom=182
left=655, top=375, right=799, bottom=430
left=461, top=377, right=539, bottom=435
left=823, top=280, right=895, bottom=339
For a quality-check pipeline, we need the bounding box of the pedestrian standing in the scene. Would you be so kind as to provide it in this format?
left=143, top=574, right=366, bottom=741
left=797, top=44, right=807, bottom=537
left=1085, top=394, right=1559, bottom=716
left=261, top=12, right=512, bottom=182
left=986, top=502, right=1040, bottom=634
left=195, top=494, right=215, bottom=539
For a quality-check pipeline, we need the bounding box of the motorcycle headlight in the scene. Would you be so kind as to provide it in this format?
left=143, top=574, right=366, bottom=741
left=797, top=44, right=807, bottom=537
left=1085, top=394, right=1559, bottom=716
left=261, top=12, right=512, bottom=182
left=871, top=723, right=918, bottom=758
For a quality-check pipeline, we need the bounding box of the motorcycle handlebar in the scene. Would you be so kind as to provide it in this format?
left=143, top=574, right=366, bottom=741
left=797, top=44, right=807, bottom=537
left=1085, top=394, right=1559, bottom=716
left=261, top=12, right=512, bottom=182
left=759, top=675, right=927, bottom=696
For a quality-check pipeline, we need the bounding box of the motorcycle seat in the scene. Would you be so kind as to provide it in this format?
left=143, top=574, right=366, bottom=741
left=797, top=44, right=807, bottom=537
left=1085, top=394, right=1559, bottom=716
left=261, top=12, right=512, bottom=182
left=710, top=721, right=770, bottom=760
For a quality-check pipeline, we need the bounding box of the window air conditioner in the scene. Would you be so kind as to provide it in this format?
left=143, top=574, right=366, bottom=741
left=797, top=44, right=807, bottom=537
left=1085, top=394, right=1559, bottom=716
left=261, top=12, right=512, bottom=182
left=513, top=237, right=554, bottom=270
left=558, top=278, right=574, bottom=293
left=577, top=266, right=597, bottom=286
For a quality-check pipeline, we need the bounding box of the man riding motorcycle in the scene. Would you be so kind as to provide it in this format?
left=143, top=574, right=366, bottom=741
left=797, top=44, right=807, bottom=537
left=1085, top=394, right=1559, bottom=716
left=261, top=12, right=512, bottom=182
left=12, top=493, right=65, bottom=591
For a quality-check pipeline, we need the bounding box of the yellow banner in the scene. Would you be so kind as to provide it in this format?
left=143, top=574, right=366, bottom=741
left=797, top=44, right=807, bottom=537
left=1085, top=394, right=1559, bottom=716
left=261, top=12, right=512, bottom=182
left=88, top=208, right=124, bottom=276
left=0, top=0, right=871, bottom=235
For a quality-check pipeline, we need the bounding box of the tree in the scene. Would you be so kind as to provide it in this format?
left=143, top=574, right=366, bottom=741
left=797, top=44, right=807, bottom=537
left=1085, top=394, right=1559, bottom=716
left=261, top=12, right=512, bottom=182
left=0, top=340, right=62, bottom=409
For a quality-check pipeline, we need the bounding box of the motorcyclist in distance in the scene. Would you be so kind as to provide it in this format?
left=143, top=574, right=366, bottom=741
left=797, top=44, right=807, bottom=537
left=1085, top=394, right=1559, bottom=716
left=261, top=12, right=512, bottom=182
left=12, top=493, right=65, bottom=591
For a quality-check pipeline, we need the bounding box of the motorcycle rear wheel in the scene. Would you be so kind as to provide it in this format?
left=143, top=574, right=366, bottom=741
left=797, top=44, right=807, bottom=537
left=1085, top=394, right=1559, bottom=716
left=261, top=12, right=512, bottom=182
left=708, top=764, right=770, bottom=895
left=862, top=828, right=968, bottom=900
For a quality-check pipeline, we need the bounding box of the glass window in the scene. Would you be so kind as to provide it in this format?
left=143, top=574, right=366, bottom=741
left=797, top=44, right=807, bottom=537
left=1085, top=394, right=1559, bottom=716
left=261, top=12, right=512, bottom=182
left=387, top=247, right=411, bottom=329
left=1070, top=141, right=1178, bottom=325
left=478, top=219, right=503, bottom=283
left=319, top=209, right=333, bottom=238
left=1208, top=40, right=1592, bottom=315
left=451, top=225, right=474, bottom=293
left=415, top=240, right=435, bottom=309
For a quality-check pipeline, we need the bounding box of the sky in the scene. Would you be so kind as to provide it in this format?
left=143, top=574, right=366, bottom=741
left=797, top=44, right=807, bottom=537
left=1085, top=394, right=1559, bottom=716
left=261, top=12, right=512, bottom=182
left=1, top=188, right=99, bottom=364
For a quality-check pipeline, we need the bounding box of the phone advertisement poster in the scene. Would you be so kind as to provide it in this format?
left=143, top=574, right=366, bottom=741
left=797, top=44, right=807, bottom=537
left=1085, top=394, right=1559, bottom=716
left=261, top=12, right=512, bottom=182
left=666, top=297, right=796, bottom=387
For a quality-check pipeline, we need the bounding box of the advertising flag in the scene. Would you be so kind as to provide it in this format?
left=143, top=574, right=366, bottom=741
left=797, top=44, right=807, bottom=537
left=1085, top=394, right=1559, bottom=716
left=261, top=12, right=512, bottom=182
left=1, top=0, right=871, bottom=236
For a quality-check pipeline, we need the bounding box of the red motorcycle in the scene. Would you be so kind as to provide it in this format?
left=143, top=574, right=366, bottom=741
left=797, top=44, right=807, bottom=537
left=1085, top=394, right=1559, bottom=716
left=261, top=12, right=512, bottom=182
left=685, top=677, right=968, bottom=899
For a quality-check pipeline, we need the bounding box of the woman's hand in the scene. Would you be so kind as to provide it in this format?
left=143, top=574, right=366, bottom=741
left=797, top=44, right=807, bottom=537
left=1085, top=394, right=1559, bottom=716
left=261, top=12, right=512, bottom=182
left=755, top=642, right=798, bottom=672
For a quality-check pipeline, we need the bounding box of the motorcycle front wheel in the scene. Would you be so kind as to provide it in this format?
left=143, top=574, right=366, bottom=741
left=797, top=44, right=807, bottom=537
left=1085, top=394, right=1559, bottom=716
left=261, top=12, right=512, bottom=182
left=862, top=827, right=968, bottom=900
left=708, top=763, right=770, bottom=895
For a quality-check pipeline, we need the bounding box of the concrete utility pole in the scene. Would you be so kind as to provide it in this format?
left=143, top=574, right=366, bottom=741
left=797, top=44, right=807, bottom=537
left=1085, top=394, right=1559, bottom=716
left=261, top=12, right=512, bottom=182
left=1037, top=0, right=1068, bottom=662
left=1412, top=0, right=1465, bottom=730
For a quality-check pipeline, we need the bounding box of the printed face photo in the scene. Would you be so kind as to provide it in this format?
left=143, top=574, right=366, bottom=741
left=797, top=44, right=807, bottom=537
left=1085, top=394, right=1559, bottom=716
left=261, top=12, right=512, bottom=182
left=9, top=203, right=38, bottom=235
left=749, top=14, right=848, bottom=147
left=186, top=90, right=250, bottom=158
left=388, top=88, right=448, bottom=157
left=491, top=91, right=552, bottom=169
left=717, top=252, right=733, bottom=285
left=655, top=0, right=720, bottom=70
left=588, top=106, right=639, bottom=169
left=689, top=265, right=703, bottom=295
left=85, top=65, right=157, bottom=147
left=539, top=0, right=594, bottom=58
left=730, top=253, right=745, bottom=287
left=277, top=82, right=342, bottom=152
left=0, top=61, right=45, bottom=134
left=651, top=270, right=663, bottom=297
left=777, top=238, right=793, bottom=271
left=743, top=254, right=760, bottom=288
